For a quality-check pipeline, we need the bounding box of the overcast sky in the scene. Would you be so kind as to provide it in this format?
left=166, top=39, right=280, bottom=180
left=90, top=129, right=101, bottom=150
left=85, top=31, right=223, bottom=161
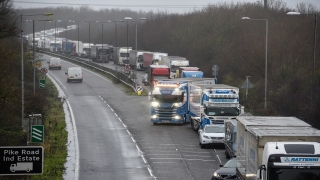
left=13, top=0, right=320, bottom=13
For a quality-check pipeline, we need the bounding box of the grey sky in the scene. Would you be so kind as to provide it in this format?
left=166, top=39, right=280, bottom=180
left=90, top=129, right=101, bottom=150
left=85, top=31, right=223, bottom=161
left=14, top=0, right=320, bottom=13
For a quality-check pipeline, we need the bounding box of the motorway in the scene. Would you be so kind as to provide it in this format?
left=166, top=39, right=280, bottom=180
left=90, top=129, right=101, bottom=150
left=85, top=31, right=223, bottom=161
left=43, top=54, right=228, bottom=180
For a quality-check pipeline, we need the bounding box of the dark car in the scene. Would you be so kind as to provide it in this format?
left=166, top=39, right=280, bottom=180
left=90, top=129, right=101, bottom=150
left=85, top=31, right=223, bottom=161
left=212, top=158, right=237, bottom=180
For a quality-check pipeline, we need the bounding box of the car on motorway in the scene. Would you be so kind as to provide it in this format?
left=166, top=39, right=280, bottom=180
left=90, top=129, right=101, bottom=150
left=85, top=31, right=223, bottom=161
left=48, top=57, right=62, bottom=70
left=199, top=124, right=225, bottom=148
left=65, top=67, right=83, bottom=83
left=211, top=158, right=237, bottom=180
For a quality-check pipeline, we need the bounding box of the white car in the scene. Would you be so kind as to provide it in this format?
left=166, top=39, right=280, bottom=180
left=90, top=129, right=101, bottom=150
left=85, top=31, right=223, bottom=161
left=199, top=124, right=225, bottom=148
left=65, top=67, right=83, bottom=83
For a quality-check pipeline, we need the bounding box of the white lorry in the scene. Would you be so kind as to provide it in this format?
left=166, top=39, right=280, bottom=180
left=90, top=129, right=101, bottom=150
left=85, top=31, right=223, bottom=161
left=235, top=116, right=320, bottom=180
left=129, top=50, right=149, bottom=70
left=71, top=40, right=83, bottom=56
left=10, top=162, right=33, bottom=172
left=114, top=47, right=132, bottom=65
left=189, top=84, right=244, bottom=131
left=49, top=40, right=62, bottom=52
left=160, top=56, right=189, bottom=78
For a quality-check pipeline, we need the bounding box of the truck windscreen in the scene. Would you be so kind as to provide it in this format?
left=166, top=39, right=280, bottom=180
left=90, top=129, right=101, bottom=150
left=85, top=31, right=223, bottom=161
left=120, top=53, right=129, bottom=57
left=205, top=107, right=239, bottom=116
left=153, top=95, right=183, bottom=103
left=268, top=168, right=320, bottom=180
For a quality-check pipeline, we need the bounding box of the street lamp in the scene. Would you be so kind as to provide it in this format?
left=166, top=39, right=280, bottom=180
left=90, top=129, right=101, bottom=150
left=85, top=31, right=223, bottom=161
left=287, top=11, right=317, bottom=111
left=84, top=21, right=91, bottom=58
left=124, top=17, right=132, bottom=67
left=241, top=17, right=268, bottom=110
left=20, top=13, right=53, bottom=143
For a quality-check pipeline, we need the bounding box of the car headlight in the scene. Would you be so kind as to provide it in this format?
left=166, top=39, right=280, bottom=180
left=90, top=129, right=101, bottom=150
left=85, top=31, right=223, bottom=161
left=151, top=101, right=159, bottom=107
left=213, top=172, right=220, bottom=177
left=203, top=135, right=210, bottom=139
left=174, top=115, right=181, bottom=119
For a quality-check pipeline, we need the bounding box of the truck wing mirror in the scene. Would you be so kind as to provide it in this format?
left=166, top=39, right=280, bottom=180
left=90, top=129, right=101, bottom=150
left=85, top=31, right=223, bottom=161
left=200, top=106, right=204, bottom=113
left=241, top=106, right=245, bottom=114
left=148, top=92, right=151, bottom=101
left=65, top=71, right=67, bottom=75
left=258, top=165, right=266, bottom=180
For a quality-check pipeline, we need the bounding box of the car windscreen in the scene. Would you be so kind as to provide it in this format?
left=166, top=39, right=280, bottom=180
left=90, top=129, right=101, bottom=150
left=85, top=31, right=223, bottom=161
left=204, top=126, right=224, bottom=133
left=268, top=168, right=320, bottom=180
left=205, top=107, right=239, bottom=116
left=223, top=159, right=237, bottom=168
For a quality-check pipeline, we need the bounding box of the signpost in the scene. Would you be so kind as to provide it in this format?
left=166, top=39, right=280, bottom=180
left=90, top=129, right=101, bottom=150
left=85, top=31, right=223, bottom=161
left=0, top=146, right=44, bottom=175
left=35, top=61, right=42, bottom=68
left=31, top=125, right=44, bottom=143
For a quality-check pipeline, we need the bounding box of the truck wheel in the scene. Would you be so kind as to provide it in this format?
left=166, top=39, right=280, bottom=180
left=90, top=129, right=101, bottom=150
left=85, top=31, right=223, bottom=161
left=153, top=122, right=158, bottom=125
left=26, top=168, right=30, bottom=172
left=190, top=118, right=194, bottom=129
left=11, top=169, right=15, bottom=172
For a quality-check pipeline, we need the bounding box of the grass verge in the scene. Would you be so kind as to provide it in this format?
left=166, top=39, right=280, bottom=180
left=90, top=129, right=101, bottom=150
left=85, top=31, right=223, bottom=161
left=30, top=75, right=67, bottom=180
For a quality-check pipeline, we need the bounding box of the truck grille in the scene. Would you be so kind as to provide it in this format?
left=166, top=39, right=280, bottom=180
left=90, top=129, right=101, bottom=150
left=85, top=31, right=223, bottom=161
left=155, top=108, right=175, bottom=120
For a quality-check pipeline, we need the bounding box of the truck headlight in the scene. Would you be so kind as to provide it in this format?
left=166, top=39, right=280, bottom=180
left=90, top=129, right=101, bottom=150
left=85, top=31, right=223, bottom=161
left=174, top=88, right=179, bottom=91
left=151, top=101, right=159, bottom=107
left=174, top=115, right=181, bottom=119
left=173, top=103, right=179, bottom=107
left=151, top=115, right=157, bottom=119
left=154, top=87, right=159, bottom=91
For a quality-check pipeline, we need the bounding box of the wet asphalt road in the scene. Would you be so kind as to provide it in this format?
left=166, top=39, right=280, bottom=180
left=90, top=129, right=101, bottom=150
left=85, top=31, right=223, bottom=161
left=43, top=54, right=228, bottom=180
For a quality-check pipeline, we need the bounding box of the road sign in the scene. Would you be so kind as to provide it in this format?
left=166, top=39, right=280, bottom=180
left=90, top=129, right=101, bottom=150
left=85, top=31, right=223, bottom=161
left=136, top=86, right=143, bottom=92
left=40, top=68, right=48, bottom=74
left=31, top=125, right=44, bottom=143
left=39, top=79, right=45, bottom=89
left=35, top=61, right=41, bottom=68
left=0, top=146, right=43, bottom=175
left=241, top=78, right=253, bottom=89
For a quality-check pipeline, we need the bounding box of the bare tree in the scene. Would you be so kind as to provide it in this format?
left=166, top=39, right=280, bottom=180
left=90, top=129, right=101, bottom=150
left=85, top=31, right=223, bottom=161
left=0, top=0, right=19, bottom=39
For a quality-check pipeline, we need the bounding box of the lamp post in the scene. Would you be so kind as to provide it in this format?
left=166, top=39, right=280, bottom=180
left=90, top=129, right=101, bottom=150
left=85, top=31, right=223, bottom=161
left=124, top=17, right=132, bottom=68
left=20, top=13, right=53, bottom=144
left=84, top=21, right=91, bottom=58
left=287, top=12, right=317, bottom=111
left=242, top=17, right=268, bottom=110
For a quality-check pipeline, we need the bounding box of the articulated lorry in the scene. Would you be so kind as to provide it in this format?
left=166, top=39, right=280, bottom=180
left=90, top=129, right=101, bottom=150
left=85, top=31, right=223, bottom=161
left=224, top=119, right=237, bottom=159
left=114, top=47, right=131, bottom=65
left=160, top=56, right=189, bottom=78
left=90, top=45, right=111, bottom=63
left=129, top=50, right=149, bottom=70
left=178, top=67, right=203, bottom=78
left=49, top=40, right=62, bottom=52
left=61, top=41, right=75, bottom=55
left=189, top=84, right=244, bottom=131
left=142, top=52, right=168, bottom=71
left=235, top=116, right=320, bottom=180
left=71, top=40, right=83, bottom=56
left=150, top=78, right=217, bottom=124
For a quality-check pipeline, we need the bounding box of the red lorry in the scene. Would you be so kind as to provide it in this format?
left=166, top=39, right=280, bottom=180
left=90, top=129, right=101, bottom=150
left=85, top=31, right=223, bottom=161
left=143, top=65, right=170, bottom=88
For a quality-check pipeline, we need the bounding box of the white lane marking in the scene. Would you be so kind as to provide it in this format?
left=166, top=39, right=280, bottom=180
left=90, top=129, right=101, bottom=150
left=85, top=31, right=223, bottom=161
left=141, top=155, right=147, bottom=163
left=122, top=123, right=127, bottom=128
left=118, top=118, right=122, bottom=122
left=107, top=104, right=110, bottom=107
left=114, top=113, right=118, bottom=117
left=147, top=167, right=154, bottom=177
left=47, top=73, right=79, bottom=180
left=104, top=101, right=106, bottom=103
left=127, top=130, right=131, bottom=136
left=110, top=108, right=114, bottom=112
left=51, top=74, right=67, bottom=90
left=136, top=145, right=142, bottom=153
left=131, top=137, right=136, bottom=143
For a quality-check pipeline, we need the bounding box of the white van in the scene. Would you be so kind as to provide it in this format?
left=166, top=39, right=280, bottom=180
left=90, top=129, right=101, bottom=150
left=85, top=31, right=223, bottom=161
left=65, top=67, right=83, bottom=83
left=48, top=58, right=62, bottom=70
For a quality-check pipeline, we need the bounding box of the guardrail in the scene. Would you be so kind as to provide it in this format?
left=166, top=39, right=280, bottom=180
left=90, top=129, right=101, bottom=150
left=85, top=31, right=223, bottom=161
left=38, top=50, right=138, bottom=92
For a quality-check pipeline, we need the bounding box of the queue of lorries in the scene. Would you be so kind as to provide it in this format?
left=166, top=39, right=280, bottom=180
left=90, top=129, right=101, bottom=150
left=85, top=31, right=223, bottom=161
left=26, top=27, right=320, bottom=180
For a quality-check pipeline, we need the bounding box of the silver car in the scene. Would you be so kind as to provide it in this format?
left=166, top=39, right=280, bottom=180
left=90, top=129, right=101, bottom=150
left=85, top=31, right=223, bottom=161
left=199, top=124, right=225, bottom=148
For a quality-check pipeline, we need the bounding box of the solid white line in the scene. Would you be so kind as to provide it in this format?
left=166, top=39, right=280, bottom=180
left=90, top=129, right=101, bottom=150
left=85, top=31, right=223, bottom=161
left=131, top=137, right=136, bottom=143
left=147, top=167, right=154, bottom=177
left=216, top=154, right=222, bottom=164
left=141, top=155, right=147, bottom=163
left=51, top=74, right=67, bottom=90
left=66, top=100, right=80, bottom=180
